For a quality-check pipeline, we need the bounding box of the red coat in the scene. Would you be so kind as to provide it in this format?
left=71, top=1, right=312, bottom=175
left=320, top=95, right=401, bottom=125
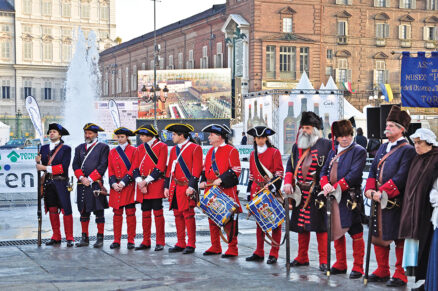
left=204, top=144, right=242, bottom=212
left=129, top=139, right=168, bottom=201
left=165, top=142, right=203, bottom=211
left=108, top=144, right=136, bottom=209
left=248, top=147, right=284, bottom=198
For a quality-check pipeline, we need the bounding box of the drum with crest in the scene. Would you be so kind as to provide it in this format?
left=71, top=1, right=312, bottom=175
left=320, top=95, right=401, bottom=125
left=247, top=189, right=285, bottom=233
left=198, top=186, right=239, bottom=228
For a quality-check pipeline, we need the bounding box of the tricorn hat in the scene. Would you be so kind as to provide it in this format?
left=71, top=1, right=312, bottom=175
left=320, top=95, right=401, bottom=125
left=247, top=126, right=275, bottom=137
left=165, top=123, right=194, bottom=133
left=114, top=127, right=135, bottom=136
left=202, top=124, right=231, bottom=136
left=83, top=123, right=104, bottom=133
left=47, top=123, right=69, bottom=136
left=300, top=111, right=323, bottom=130
left=134, top=124, right=158, bottom=136
left=332, top=119, right=354, bottom=138
left=386, top=105, right=411, bottom=131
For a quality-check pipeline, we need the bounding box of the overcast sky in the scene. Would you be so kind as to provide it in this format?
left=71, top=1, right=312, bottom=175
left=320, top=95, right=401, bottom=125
left=116, top=0, right=225, bottom=42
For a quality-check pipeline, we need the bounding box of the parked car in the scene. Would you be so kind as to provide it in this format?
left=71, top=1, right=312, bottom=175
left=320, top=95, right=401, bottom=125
left=0, top=138, right=32, bottom=149
left=25, top=138, right=50, bottom=149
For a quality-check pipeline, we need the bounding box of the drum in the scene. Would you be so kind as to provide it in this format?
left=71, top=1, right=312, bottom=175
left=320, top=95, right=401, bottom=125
left=198, top=186, right=239, bottom=228
left=247, top=189, right=285, bottom=233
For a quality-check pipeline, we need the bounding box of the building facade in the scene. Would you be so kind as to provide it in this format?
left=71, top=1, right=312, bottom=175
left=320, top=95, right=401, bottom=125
left=0, top=0, right=116, bottom=134
left=99, top=0, right=438, bottom=116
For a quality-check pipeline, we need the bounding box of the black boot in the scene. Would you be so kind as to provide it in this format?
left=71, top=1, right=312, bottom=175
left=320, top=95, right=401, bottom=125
left=75, top=233, right=89, bottom=247
left=93, top=233, right=104, bottom=248
left=45, top=239, right=61, bottom=246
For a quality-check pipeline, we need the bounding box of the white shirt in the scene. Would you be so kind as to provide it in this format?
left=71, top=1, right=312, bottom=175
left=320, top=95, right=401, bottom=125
left=119, top=142, right=128, bottom=151
left=147, top=137, right=156, bottom=146
left=386, top=137, right=405, bottom=153
left=46, top=140, right=61, bottom=173
left=257, top=144, right=268, bottom=154
left=214, top=141, right=226, bottom=153
left=177, top=138, right=189, bottom=148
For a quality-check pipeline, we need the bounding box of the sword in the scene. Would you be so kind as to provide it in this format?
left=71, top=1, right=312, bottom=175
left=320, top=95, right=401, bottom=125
left=364, top=197, right=376, bottom=285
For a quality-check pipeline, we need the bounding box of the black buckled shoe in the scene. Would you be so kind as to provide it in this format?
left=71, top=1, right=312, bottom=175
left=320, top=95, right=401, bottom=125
left=127, top=243, right=135, bottom=250
left=319, top=264, right=328, bottom=272
left=75, top=233, right=89, bottom=247
left=110, top=242, right=120, bottom=249
left=290, top=260, right=309, bottom=267
left=203, top=251, right=221, bottom=256
left=349, top=270, right=362, bottom=279
left=93, top=234, right=104, bottom=248
left=135, top=244, right=151, bottom=251
left=267, top=256, right=277, bottom=265
left=154, top=245, right=164, bottom=251
left=368, top=273, right=390, bottom=283
left=245, top=254, right=264, bottom=262
left=168, top=246, right=185, bottom=253
left=182, top=246, right=195, bottom=254
left=45, top=239, right=61, bottom=246
left=330, top=266, right=347, bottom=275
left=221, top=254, right=237, bottom=258
left=385, top=278, right=406, bottom=287
left=66, top=240, right=74, bottom=248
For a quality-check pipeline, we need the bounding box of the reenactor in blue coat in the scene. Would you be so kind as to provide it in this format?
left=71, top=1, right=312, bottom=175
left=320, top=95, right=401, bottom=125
left=320, top=119, right=367, bottom=279
left=73, top=123, right=110, bottom=248
left=364, top=105, right=416, bottom=287
left=35, top=123, right=74, bottom=247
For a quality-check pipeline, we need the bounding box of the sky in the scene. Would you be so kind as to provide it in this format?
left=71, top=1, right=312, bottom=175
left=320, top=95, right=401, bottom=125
left=116, top=0, right=225, bottom=42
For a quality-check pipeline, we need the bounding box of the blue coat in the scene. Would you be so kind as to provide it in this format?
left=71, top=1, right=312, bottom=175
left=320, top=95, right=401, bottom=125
left=40, top=142, right=72, bottom=215
left=72, top=142, right=109, bottom=213
left=365, top=139, right=415, bottom=241
left=320, top=143, right=367, bottom=229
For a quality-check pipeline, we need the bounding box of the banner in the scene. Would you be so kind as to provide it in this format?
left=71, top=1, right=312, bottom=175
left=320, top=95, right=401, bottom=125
left=401, top=51, right=438, bottom=108
left=0, top=149, right=39, bottom=193
left=25, top=96, right=44, bottom=145
left=108, top=99, right=121, bottom=129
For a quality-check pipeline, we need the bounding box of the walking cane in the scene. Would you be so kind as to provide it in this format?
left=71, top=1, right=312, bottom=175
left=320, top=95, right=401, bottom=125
left=37, top=144, right=42, bottom=247
left=285, top=193, right=291, bottom=272
left=326, top=194, right=332, bottom=277
left=364, top=198, right=376, bottom=285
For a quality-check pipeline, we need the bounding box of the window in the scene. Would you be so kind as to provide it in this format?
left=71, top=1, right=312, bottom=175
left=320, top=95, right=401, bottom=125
left=326, top=66, right=333, bottom=76
left=23, top=41, right=32, bottom=59
left=62, top=28, right=72, bottom=37
left=187, top=49, right=194, bottom=69
left=62, top=2, right=71, bottom=17
left=117, top=69, right=122, bottom=93
left=44, top=82, right=52, bottom=100
left=327, top=49, right=333, bottom=59
left=375, top=0, right=387, bottom=7
left=1, top=25, right=9, bottom=32
left=81, top=3, right=90, bottom=19
left=336, top=58, right=350, bottom=83
left=111, top=72, right=115, bottom=95
left=42, top=26, right=52, bottom=36
left=22, top=25, right=32, bottom=34
left=24, top=80, right=32, bottom=98
left=424, top=26, right=438, bottom=41
left=300, top=47, right=309, bottom=76
left=104, top=72, right=109, bottom=96
left=427, top=0, right=437, bottom=10
left=201, top=46, right=208, bottom=69
left=23, top=0, right=32, bottom=14
left=215, top=42, right=223, bottom=68
left=178, top=52, right=183, bottom=69
left=62, top=44, right=71, bottom=61
left=100, top=6, right=109, bottom=20
left=168, top=55, right=174, bottom=69
left=2, top=80, right=10, bottom=99
left=279, top=46, right=296, bottom=79
left=283, top=17, right=293, bottom=33
left=336, top=0, right=352, bottom=4
left=42, top=0, right=52, bottom=16
left=159, top=56, right=164, bottom=69
left=99, top=30, right=109, bottom=40
left=400, top=0, right=416, bottom=8
left=125, top=67, right=129, bottom=92
left=399, top=24, right=411, bottom=39
left=375, top=60, right=388, bottom=84
left=131, top=65, right=137, bottom=91
left=141, top=62, right=145, bottom=70
left=1, top=40, right=10, bottom=59
left=43, top=42, right=53, bottom=60
left=337, top=21, right=348, bottom=36
left=266, top=45, right=276, bottom=79
left=376, top=23, right=390, bottom=38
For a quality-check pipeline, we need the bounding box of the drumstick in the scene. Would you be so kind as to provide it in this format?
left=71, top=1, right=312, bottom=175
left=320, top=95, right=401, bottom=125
left=253, top=177, right=281, bottom=197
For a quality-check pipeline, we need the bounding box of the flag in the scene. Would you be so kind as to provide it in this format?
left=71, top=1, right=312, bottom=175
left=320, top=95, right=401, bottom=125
left=25, top=96, right=44, bottom=145
left=342, top=82, right=355, bottom=94
left=380, top=83, right=394, bottom=102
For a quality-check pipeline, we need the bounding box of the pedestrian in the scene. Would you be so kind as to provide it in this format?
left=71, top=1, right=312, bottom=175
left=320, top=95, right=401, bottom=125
left=73, top=123, right=110, bottom=248
left=355, top=128, right=367, bottom=149
left=364, top=105, right=416, bottom=287
left=426, top=166, right=438, bottom=291
left=320, top=119, right=367, bottom=279
left=282, top=111, right=332, bottom=272
left=107, top=127, right=136, bottom=249
left=241, top=132, right=247, bottom=145
left=200, top=123, right=242, bottom=258
left=367, top=135, right=381, bottom=158
left=126, top=124, right=167, bottom=251
left=245, top=126, right=283, bottom=264
left=35, top=123, right=74, bottom=247
left=164, top=123, right=203, bottom=254
left=193, top=132, right=202, bottom=145
left=398, top=128, right=438, bottom=291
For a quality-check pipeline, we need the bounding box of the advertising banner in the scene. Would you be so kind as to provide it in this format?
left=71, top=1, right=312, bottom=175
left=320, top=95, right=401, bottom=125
left=0, top=149, right=38, bottom=193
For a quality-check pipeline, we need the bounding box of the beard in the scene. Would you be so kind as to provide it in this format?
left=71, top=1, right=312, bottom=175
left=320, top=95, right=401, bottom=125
left=297, top=127, right=321, bottom=149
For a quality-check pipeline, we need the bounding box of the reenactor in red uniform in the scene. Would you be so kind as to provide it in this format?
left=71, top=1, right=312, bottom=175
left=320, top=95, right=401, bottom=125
left=200, top=124, right=242, bottom=258
left=123, top=124, right=168, bottom=251
left=164, top=123, right=203, bottom=254
left=107, top=127, right=136, bottom=249
left=245, top=126, right=284, bottom=264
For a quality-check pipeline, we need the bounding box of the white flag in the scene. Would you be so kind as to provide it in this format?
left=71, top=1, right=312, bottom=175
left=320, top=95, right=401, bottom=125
left=109, top=99, right=121, bottom=129
left=25, top=96, right=44, bottom=145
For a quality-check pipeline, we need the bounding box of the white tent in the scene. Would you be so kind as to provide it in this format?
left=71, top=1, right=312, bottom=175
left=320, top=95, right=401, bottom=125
left=0, top=121, right=10, bottom=146
left=296, top=71, right=314, bottom=90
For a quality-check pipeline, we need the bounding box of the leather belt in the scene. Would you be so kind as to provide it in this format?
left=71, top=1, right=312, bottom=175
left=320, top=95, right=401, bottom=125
left=78, top=179, right=103, bottom=185
left=46, top=174, right=68, bottom=181
left=297, top=182, right=312, bottom=191
left=173, top=178, right=189, bottom=186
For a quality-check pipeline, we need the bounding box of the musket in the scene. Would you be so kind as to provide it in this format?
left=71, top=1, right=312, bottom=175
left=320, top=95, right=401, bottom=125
left=284, top=191, right=291, bottom=272
left=37, top=144, right=42, bottom=247
left=326, top=192, right=332, bottom=277
left=364, top=197, right=376, bottom=285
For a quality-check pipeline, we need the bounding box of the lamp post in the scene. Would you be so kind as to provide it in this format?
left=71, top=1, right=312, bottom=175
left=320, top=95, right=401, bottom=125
left=15, top=109, right=22, bottom=138
left=368, top=86, right=386, bottom=106
left=225, top=26, right=246, bottom=119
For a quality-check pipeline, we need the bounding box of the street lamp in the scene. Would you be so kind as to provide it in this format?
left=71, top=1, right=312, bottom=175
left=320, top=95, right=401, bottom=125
left=225, top=26, right=246, bottom=119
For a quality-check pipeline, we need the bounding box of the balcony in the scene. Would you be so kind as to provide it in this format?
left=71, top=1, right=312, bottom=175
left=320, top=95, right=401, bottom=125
left=337, top=35, right=348, bottom=45
left=425, top=40, right=437, bottom=49
left=400, top=40, right=411, bottom=48
left=376, top=38, right=386, bottom=47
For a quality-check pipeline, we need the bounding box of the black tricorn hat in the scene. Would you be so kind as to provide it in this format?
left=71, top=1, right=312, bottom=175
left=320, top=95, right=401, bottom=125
left=332, top=119, right=354, bottom=138
left=386, top=105, right=411, bottom=130
left=299, top=111, right=323, bottom=130
left=202, top=124, right=231, bottom=136
left=114, top=127, right=135, bottom=136
left=83, top=123, right=104, bottom=133
left=247, top=126, right=275, bottom=137
left=165, top=123, right=194, bottom=133
left=47, top=123, right=69, bottom=136
left=134, top=124, right=158, bottom=136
